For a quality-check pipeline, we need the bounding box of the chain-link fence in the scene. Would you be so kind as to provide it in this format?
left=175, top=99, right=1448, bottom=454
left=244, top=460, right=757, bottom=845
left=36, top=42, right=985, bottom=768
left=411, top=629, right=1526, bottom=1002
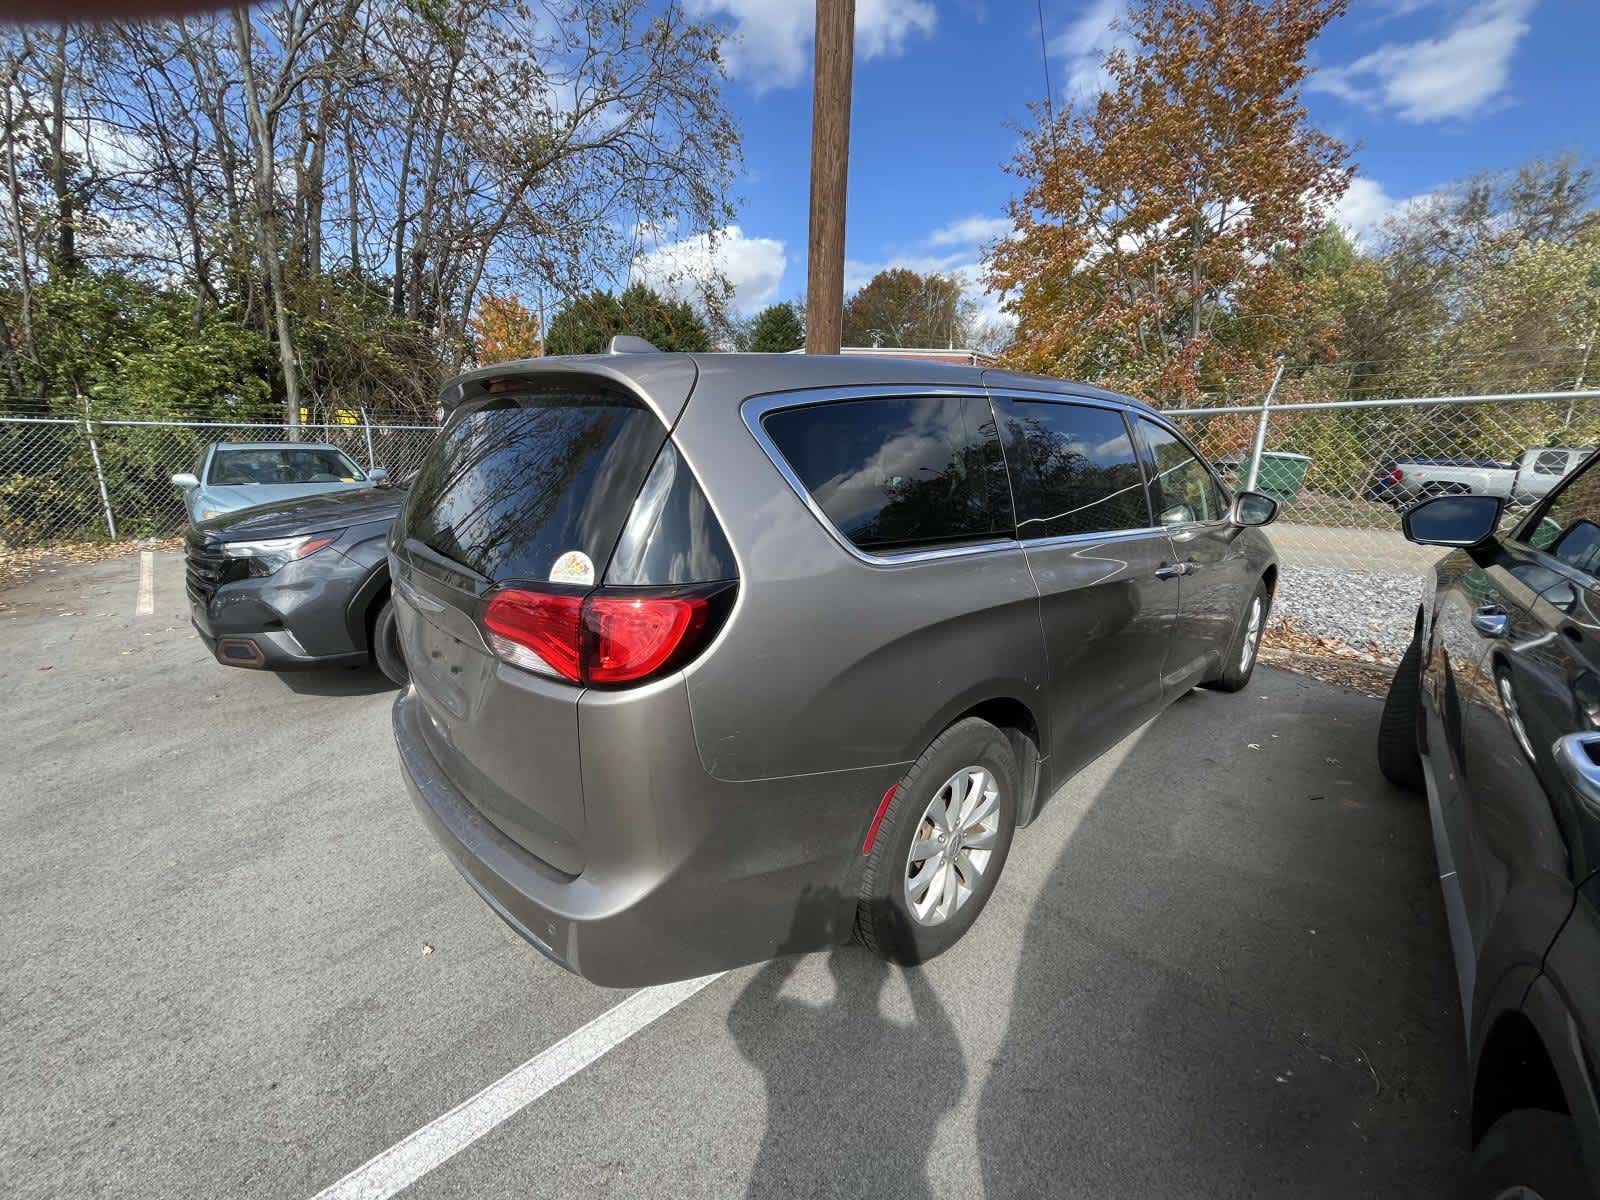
left=6, top=391, right=1599, bottom=659
left=1165, top=389, right=1600, bottom=656
left=0, top=416, right=439, bottom=546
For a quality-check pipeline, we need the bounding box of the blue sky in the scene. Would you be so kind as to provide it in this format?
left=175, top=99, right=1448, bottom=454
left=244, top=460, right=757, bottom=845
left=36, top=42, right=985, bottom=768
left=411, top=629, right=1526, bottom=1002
left=632, top=0, right=1600, bottom=332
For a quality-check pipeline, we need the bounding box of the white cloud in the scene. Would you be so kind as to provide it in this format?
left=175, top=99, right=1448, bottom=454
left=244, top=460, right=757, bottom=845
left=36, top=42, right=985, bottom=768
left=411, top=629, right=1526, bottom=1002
left=1047, top=0, right=1129, bottom=101
left=688, top=0, right=936, bottom=93
left=928, top=215, right=1012, bottom=246
left=1322, top=175, right=1437, bottom=243
left=1311, top=0, right=1534, bottom=122
left=632, top=225, right=787, bottom=315
left=1330, top=177, right=1399, bottom=241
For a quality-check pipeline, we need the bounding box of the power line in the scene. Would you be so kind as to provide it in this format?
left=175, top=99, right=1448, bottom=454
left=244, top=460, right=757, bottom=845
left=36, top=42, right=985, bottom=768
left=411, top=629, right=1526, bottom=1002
left=1035, top=0, right=1057, bottom=144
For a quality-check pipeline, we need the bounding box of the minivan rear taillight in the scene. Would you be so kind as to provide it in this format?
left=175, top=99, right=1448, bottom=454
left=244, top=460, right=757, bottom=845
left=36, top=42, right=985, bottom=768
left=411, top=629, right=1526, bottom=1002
left=482, top=584, right=734, bottom=686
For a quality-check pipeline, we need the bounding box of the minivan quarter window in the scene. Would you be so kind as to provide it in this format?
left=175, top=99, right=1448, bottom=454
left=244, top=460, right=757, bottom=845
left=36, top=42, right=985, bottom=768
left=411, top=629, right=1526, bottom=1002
left=760, top=394, right=1012, bottom=554
left=1136, top=418, right=1228, bottom=527
left=993, top=397, right=1150, bottom=538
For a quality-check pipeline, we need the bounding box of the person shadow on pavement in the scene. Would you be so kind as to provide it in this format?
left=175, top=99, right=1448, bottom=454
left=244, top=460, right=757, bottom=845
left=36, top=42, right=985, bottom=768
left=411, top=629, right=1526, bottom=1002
left=728, top=887, right=966, bottom=1200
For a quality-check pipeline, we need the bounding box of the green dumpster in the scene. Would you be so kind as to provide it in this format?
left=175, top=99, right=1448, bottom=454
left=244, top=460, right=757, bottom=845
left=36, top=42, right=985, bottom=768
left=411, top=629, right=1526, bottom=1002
left=1249, top=451, right=1311, bottom=504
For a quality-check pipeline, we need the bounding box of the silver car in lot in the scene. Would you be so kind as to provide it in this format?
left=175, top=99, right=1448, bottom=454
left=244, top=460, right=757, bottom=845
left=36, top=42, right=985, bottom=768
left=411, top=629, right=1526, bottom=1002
left=171, top=440, right=388, bottom=523
left=389, top=347, right=1280, bottom=986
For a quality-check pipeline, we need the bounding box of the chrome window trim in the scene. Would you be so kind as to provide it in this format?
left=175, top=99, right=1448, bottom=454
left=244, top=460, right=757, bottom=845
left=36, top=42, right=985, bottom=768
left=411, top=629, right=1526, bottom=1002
left=1020, top=525, right=1171, bottom=551
left=988, top=384, right=1147, bottom=416
left=741, top=385, right=1020, bottom=567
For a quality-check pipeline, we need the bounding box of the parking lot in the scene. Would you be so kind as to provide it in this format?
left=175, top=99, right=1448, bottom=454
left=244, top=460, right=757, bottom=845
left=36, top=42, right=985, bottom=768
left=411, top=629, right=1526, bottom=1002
left=4, top=549, right=1472, bottom=1198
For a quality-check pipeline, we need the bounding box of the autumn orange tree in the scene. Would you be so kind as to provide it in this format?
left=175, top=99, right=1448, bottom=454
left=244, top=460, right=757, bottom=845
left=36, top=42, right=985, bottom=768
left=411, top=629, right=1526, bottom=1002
left=987, top=0, right=1352, bottom=403
left=469, top=293, right=544, bottom=364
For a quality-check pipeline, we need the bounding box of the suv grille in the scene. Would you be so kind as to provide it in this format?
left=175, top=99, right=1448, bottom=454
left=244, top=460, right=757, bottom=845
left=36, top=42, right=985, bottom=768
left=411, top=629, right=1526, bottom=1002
left=185, top=529, right=226, bottom=607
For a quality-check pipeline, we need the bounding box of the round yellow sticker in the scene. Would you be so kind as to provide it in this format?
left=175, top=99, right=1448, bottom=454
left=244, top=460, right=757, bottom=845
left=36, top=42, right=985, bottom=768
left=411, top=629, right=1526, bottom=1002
left=549, top=550, right=595, bottom=585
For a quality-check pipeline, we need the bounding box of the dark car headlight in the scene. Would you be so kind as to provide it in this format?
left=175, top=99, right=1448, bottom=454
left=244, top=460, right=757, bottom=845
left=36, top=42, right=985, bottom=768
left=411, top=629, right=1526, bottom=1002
left=223, top=533, right=338, bottom=578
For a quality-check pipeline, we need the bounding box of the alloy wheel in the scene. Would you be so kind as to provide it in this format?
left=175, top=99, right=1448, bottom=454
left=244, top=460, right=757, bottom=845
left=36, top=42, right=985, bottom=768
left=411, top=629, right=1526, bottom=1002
left=904, top=766, right=1002, bottom=926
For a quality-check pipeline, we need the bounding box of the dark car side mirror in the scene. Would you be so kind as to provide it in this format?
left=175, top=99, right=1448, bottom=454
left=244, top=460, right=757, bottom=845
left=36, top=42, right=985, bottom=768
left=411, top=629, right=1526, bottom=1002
left=1230, top=490, right=1279, bottom=528
left=1402, top=493, right=1504, bottom=547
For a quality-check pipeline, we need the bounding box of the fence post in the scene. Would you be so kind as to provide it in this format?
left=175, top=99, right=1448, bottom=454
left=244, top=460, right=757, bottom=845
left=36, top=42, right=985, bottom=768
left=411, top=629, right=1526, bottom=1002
left=1243, top=359, right=1286, bottom=493
left=359, top=406, right=377, bottom=469
left=81, top=404, right=117, bottom=541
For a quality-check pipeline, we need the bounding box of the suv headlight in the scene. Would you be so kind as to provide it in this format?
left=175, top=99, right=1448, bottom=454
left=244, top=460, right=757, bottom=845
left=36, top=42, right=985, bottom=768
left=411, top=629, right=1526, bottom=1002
left=223, top=533, right=337, bottom=578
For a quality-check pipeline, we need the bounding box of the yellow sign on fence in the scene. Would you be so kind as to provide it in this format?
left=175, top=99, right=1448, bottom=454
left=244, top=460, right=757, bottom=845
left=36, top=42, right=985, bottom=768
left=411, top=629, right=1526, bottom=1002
left=299, top=408, right=362, bottom=426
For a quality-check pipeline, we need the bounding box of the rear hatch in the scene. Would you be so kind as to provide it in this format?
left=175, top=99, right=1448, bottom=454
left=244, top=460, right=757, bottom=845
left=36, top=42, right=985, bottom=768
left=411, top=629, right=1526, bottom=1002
left=390, top=373, right=680, bottom=875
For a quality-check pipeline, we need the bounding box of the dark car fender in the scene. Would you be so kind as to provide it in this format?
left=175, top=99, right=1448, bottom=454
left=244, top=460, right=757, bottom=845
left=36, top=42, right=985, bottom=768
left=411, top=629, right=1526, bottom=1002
left=1511, top=971, right=1600, bottom=1187
left=340, top=522, right=397, bottom=650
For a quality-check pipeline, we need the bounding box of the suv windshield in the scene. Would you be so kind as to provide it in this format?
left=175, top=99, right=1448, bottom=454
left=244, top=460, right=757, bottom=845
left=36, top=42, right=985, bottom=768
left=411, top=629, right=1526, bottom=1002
left=402, top=384, right=666, bottom=583
left=209, top=447, right=365, bottom=486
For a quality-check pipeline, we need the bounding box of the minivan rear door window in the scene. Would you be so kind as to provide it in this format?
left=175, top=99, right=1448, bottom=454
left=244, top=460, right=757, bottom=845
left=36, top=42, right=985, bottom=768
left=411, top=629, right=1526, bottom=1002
left=402, top=384, right=666, bottom=584
left=992, top=398, right=1151, bottom=538
left=761, top=394, right=1012, bottom=553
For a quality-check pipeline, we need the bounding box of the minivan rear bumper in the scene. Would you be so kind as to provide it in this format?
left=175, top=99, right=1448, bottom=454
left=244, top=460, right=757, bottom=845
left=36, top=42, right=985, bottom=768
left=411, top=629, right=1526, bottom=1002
left=394, top=687, right=900, bottom=987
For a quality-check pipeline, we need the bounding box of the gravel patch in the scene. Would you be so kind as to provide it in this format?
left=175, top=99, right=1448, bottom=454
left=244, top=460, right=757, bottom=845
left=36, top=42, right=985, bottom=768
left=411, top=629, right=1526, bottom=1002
left=1271, top=562, right=1424, bottom=657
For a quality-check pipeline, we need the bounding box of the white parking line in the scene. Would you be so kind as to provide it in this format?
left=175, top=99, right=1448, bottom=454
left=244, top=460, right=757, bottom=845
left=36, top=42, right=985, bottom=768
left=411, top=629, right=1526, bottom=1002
left=309, top=972, right=725, bottom=1200
left=136, top=551, right=154, bottom=616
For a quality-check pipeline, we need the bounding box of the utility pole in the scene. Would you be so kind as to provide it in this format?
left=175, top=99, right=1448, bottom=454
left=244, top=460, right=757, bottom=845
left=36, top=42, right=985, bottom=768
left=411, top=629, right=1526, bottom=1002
left=805, top=0, right=854, bottom=355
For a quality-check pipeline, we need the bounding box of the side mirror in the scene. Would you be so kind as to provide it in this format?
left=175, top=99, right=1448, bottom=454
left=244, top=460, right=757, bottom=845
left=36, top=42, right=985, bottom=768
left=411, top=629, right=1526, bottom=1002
left=1402, top=494, right=1503, bottom=547
left=368, top=467, right=390, bottom=484
left=1230, top=490, right=1279, bottom=527
left=171, top=472, right=200, bottom=490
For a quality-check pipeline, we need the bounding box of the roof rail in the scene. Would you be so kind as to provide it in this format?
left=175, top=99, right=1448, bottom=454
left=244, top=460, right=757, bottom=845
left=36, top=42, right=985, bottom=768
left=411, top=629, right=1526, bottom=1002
left=608, top=334, right=661, bottom=355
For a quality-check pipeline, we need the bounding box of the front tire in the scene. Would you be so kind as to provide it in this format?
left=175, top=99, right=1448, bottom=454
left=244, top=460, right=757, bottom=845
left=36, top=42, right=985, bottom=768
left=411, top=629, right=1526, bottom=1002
left=372, top=597, right=408, bottom=687
left=1204, top=580, right=1269, bottom=693
left=856, top=718, right=1018, bottom=966
left=1378, top=630, right=1425, bottom=792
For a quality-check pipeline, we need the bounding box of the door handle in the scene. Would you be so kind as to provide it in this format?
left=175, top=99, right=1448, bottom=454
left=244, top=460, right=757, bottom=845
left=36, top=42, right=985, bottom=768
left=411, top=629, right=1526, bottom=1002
left=1154, top=562, right=1191, bottom=579
left=1471, top=606, right=1508, bottom=638
left=1553, top=732, right=1600, bottom=814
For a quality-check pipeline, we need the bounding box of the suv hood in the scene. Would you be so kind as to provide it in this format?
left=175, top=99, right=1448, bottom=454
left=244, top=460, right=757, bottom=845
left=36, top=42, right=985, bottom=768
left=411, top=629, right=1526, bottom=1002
left=199, top=485, right=407, bottom=541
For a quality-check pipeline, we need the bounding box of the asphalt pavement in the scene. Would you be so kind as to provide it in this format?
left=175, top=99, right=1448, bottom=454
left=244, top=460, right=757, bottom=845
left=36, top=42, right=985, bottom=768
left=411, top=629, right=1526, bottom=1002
left=2, top=550, right=1471, bottom=1198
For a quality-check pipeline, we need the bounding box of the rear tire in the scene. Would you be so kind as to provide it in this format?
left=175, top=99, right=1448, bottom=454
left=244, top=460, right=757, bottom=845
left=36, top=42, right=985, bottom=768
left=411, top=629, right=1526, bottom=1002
left=1378, top=630, right=1425, bottom=792
left=1473, top=1109, right=1590, bottom=1200
left=856, top=718, right=1018, bottom=966
left=372, top=597, right=408, bottom=687
left=1204, top=580, right=1270, bottom=693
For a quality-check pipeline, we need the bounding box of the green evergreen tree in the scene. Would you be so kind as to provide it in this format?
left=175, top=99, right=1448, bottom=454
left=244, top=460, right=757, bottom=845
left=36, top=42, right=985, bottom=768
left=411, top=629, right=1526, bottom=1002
left=747, top=302, right=804, bottom=352
left=545, top=285, right=712, bottom=355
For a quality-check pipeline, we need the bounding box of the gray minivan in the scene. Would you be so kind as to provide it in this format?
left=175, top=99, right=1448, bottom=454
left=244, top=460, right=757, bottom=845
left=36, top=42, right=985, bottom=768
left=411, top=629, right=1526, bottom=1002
left=389, top=348, right=1279, bottom=986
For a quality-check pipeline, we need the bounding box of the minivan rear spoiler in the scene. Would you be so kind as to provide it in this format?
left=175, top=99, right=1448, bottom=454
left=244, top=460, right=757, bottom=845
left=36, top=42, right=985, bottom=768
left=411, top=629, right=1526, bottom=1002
left=438, top=352, right=698, bottom=427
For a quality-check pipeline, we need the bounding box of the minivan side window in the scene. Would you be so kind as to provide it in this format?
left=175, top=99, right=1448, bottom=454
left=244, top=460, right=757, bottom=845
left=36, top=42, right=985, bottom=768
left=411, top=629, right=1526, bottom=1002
left=761, top=395, right=1011, bottom=554
left=992, top=398, right=1150, bottom=538
left=1136, top=419, right=1227, bottom=526
left=1518, top=453, right=1600, bottom=578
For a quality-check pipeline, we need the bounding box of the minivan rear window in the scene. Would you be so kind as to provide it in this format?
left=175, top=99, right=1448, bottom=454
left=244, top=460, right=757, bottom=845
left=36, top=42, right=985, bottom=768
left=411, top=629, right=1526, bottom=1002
left=403, top=384, right=666, bottom=583
left=762, top=395, right=1011, bottom=553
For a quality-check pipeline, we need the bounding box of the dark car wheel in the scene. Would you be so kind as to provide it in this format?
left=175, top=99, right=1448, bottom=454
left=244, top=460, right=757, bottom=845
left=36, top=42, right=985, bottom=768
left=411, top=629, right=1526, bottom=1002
left=1378, top=630, right=1425, bottom=792
left=372, top=597, right=408, bottom=687
left=1204, top=579, right=1270, bottom=693
left=856, top=718, right=1018, bottom=966
left=1474, top=1109, right=1590, bottom=1200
